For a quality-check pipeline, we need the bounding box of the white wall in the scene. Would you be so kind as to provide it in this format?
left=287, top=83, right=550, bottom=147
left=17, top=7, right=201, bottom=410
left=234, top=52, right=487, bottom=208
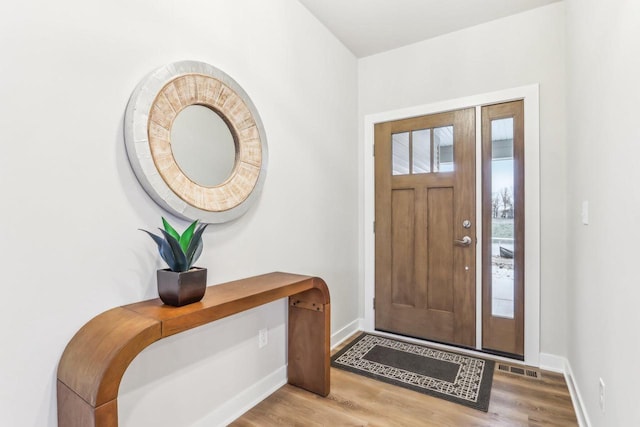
left=0, top=1, right=358, bottom=425
left=565, top=0, right=640, bottom=425
left=358, top=3, right=567, bottom=356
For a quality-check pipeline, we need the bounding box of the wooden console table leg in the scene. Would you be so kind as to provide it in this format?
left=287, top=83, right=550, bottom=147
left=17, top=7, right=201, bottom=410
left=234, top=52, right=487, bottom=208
left=57, top=380, right=118, bottom=427
left=287, top=287, right=330, bottom=396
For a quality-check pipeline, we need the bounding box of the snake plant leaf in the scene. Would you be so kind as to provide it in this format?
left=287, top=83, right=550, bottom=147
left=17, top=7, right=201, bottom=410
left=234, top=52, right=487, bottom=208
left=139, top=229, right=178, bottom=271
left=187, top=239, right=203, bottom=270
left=159, top=229, right=188, bottom=272
left=179, top=220, right=198, bottom=253
left=186, top=223, right=208, bottom=268
left=158, top=241, right=179, bottom=271
left=162, top=217, right=181, bottom=243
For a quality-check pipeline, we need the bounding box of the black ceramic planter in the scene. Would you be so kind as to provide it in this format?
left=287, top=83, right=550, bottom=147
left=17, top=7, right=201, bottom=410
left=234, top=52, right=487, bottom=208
left=157, top=267, right=207, bottom=307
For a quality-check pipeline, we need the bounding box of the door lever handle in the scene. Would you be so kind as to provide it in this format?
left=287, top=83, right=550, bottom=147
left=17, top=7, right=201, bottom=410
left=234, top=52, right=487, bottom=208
left=454, top=236, right=472, bottom=246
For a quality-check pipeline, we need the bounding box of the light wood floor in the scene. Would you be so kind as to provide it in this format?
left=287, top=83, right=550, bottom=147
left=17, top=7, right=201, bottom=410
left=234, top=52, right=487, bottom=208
left=232, top=334, right=578, bottom=426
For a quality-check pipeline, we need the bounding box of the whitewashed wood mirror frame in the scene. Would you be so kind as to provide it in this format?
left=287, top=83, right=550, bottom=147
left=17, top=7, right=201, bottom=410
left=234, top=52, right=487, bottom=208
left=124, top=60, right=268, bottom=223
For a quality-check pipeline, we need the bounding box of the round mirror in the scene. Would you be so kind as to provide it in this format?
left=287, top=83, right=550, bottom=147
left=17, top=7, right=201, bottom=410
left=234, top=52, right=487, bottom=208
left=124, top=61, right=268, bottom=223
left=171, top=105, right=236, bottom=187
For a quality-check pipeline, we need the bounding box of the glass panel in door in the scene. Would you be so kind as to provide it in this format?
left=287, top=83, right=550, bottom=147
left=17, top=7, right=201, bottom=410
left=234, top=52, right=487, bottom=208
left=392, top=132, right=410, bottom=175
left=490, top=118, right=515, bottom=318
left=434, top=126, right=454, bottom=172
left=412, top=129, right=431, bottom=173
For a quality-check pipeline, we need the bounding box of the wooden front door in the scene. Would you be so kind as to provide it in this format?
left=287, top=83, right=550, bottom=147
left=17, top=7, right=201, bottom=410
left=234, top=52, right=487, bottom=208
left=374, top=108, right=476, bottom=347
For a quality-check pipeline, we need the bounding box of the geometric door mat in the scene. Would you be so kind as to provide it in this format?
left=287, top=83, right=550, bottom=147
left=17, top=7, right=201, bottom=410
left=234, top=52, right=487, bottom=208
left=331, top=333, right=495, bottom=412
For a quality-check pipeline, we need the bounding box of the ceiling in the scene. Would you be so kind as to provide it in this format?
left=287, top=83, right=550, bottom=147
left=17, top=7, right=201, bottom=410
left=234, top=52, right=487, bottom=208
left=298, top=0, right=562, bottom=57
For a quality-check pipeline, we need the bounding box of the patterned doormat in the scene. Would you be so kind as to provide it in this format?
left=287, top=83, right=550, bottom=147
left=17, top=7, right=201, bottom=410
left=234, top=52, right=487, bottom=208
left=331, top=333, right=495, bottom=412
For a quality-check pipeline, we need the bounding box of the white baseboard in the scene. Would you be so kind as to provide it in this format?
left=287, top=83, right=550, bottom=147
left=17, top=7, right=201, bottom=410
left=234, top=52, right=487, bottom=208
left=331, top=318, right=364, bottom=348
left=201, top=318, right=364, bottom=426
left=539, top=352, right=565, bottom=373
left=193, top=365, right=287, bottom=427
left=539, top=353, right=591, bottom=427
left=563, top=358, right=592, bottom=427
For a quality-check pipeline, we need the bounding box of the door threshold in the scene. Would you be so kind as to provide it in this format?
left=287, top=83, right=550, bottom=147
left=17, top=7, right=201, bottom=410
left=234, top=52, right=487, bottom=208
left=482, top=347, right=524, bottom=362
left=372, top=328, right=530, bottom=366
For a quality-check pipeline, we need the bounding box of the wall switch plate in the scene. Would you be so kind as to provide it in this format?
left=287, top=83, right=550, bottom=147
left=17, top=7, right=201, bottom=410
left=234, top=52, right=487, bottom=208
left=258, top=328, right=268, bottom=348
left=599, top=378, right=605, bottom=412
left=582, top=201, right=589, bottom=225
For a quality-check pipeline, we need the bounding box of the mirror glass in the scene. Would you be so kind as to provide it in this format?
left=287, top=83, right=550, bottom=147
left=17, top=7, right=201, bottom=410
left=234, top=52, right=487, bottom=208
left=170, top=105, right=236, bottom=187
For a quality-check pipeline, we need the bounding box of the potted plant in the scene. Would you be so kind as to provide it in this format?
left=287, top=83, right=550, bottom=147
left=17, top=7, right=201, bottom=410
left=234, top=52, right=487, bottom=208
left=140, top=217, right=208, bottom=306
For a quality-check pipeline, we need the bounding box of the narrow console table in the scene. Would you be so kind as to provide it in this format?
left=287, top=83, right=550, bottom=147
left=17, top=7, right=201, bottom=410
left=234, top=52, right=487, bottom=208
left=57, top=272, right=330, bottom=427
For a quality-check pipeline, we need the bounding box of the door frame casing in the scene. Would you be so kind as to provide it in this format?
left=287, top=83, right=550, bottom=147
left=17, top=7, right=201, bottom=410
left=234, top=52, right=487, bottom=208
left=363, top=84, right=540, bottom=365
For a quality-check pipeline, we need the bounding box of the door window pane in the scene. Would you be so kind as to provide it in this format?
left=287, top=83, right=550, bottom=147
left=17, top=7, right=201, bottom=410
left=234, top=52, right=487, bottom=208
left=412, top=129, right=431, bottom=173
left=392, top=132, right=410, bottom=175
left=434, top=126, right=454, bottom=172
left=391, top=126, right=454, bottom=176
left=490, top=118, right=514, bottom=319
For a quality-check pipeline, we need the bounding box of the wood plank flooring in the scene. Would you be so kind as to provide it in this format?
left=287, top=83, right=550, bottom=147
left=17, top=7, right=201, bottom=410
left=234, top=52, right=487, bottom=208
left=232, top=334, right=578, bottom=426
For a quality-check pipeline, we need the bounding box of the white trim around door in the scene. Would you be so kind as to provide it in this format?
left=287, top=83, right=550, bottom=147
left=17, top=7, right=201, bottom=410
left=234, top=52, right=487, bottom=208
left=363, top=84, right=540, bottom=365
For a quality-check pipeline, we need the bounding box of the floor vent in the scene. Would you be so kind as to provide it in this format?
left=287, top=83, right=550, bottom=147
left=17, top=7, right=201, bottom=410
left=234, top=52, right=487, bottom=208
left=497, top=363, right=539, bottom=379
